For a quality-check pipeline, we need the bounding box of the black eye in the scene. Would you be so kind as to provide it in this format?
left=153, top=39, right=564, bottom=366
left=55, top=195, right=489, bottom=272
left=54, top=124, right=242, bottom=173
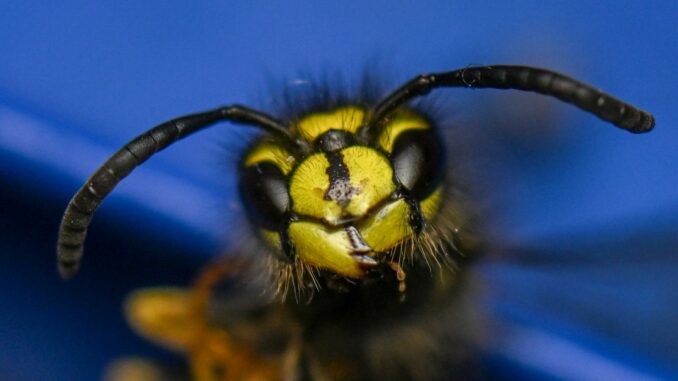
left=239, top=162, right=290, bottom=230
left=390, top=129, right=444, bottom=198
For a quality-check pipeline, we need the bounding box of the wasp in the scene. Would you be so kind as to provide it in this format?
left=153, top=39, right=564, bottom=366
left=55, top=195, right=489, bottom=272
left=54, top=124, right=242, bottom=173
left=57, top=65, right=654, bottom=381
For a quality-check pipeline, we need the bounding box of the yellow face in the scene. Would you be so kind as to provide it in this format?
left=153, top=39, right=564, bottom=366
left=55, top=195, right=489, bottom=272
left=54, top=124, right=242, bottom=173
left=240, top=106, right=444, bottom=278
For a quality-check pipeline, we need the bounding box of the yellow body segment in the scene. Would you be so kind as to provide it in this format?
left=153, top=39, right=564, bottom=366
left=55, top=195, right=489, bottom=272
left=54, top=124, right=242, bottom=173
left=123, top=265, right=289, bottom=381
left=243, top=141, right=296, bottom=174
left=294, top=106, right=365, bottom=142
left=190, top=329, right=283, bottom=381
left=377, top=110, right=430, bottom=153
left=358, top=199, right=412, bottom=252
left=125, top=288, right=200, bottom=352
left=288, top=221, right=364, bottom=278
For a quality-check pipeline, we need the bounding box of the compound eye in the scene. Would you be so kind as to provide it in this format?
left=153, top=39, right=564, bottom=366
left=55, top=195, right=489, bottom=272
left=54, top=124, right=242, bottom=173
left=239, top=162, right=290, bottom=230
left=390, top=129, right=444, bottom=198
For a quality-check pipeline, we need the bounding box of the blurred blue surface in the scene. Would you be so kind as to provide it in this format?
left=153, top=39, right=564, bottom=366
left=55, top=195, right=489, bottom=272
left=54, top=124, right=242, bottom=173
left=1, top=1, right=676, bottom=380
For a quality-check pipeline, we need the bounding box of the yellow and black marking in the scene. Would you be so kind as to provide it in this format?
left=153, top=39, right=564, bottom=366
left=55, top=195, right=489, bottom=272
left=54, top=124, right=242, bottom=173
left=375, top=109, right=430, bottom=153
left=239, top=105, right=446, bottom=283
left=291, top=106, right=365, bottom=142
left=117, top=261, right=296, bottom=381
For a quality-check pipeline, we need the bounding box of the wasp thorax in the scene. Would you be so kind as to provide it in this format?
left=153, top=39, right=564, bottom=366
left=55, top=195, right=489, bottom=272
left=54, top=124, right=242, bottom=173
left=239, top=106, right=445, bottom=278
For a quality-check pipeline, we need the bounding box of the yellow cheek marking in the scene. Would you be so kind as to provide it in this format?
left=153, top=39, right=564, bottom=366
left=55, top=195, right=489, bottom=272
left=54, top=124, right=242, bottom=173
left=243, top=141, right=296, bottom=174
left=289, top=153, right=343, bottom=221
left=420, top=187, right=443, bottom=220
left=125, top=288, right=199, bottom=352
left=341, top=146, right=396, bottom=218
left=295, top=106, right=365, bottom=142
left=377, top=111, right=430, bottom=153
left=260, top=229, right=281, bottom=251
left=289, top=221, right=364, bottom=278
left=358, top=199, right=412, bottom=253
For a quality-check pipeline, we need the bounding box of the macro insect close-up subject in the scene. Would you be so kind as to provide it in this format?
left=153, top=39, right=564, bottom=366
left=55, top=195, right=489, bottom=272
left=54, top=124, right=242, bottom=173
left=56, top=65, right=654, bottom=381
left=2, top=3, right=677, bottom=381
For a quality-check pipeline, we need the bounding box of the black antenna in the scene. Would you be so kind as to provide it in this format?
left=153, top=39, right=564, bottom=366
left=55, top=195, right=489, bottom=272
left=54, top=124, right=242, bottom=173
left=57, top=105, right=295, bottom=279
left=373, top=65, right=655, bottom=134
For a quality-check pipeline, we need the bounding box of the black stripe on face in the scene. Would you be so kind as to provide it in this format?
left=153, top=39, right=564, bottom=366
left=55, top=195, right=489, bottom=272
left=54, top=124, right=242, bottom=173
left=324, top=151, right=358, bottom=208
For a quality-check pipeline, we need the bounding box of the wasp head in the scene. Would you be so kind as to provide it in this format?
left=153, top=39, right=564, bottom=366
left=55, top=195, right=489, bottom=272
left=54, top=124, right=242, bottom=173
left=239, top=106, right=446, bottom=279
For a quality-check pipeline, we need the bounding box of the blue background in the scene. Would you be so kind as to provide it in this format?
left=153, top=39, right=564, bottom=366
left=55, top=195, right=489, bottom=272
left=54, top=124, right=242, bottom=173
left=0, top=1, right=676, bottom=380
